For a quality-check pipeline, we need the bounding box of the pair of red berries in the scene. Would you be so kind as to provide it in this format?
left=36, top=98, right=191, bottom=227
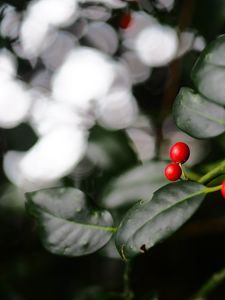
left=164, top=142, right=190, bottom=181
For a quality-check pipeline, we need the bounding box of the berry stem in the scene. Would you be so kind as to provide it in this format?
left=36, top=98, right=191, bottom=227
left=180, top=163, right=188, bottom=180
left=193, top=265, right=225, bottom=299
left=198, top=160, right=225, bottom=185
left=180, top=165, right=200, bottom=182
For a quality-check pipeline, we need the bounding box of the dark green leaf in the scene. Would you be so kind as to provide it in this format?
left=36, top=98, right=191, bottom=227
left=192, top=35, right=225, bottom=106
left=100, top=161, right=168, bottom=209
left=173, top=87, right=225, bottom=138
left=193, top=63, right=225, bottom=106
left=26, top=187, right=115, bottom=256
left=174, top=35, right=225, bottom=138
left=116, top=181, right=205, bottom=260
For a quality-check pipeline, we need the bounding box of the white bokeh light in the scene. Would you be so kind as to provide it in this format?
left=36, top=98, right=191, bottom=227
left=156, top=0, right=175, bottom=11
left=41, top=31, right=77, bottom=71
left=97, top=89, right=138, bottom=129
left=20, top=0, right=78, bottom=58
left=29, top=92, right=84, bottom=136
left=20, top=16, right=55, bottom=58
left=122, top=11, right=156, bottom=49
left=81, top=5, right=111, bottom=21
left=121, top=51, right=151, bottom=84
left=134, top=24, right=178, bottom=67
left=52, top=47, right=115, bottom=112
left=3, top=151, right=52, bottom=191
left=0, top=49, right=17, bottom=79
left=79, top=0, right=126, bottom=9
left=0, top=79, right=32, bottom=128
left=85, top=22, right=118, bottom=55
left=19, top=126, right=87, bottom=184
left=110, top=61, right=132, bottom=91
left=0, top=5, right=20, bottom=39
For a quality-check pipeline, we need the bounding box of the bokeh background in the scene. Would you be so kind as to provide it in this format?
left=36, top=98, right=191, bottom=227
left=1, top=0, right=225, bottom=299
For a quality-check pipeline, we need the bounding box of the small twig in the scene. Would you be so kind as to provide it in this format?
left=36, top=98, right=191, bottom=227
left=193, top=265, right=225, bottom=299
left=155, top=0, right=195, bottom=157
left=198, top=160, right=225, bottom=184
left=123, top=261, right=134, bottom=300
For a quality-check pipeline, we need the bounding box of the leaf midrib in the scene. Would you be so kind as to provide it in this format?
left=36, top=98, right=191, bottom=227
left=121, top=187, right=204, bottom=250
left=32, top=202, right=116, bottom=233
left=180, top=98, right=225, bottom=125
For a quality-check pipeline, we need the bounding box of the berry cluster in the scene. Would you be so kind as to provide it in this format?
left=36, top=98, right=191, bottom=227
left=164, top=142, right=190, bottom=181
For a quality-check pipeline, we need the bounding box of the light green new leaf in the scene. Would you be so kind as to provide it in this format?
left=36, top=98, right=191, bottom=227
left=116, top=181, right=205, bottom=260
left=100, top=161, right=168, bottom=209
left=26, top=187, right=115, bottom=256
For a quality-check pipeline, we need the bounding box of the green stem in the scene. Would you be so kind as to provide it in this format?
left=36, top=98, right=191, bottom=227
left=123, top=262, right=134, bottom=300
left=180, top=164, right=188, bottom=180
left=198, top=160, right=225, bottom=184
left=203, top=185, right=222, bottom=194
left=194, top=265, right=225, bottom=299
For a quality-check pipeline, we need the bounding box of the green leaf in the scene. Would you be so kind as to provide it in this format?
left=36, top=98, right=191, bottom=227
left=173, top=34, right=225, bottom=138
left=193, top=64, right=225, bottom=106
left=100, top=161, right=168, bottom=209
left=173, top=87, right=225, bottom=138
left=192, top=35, right=225, bottom=106
left=116, top=181, right=205, bottom=260
left=26, top=187, right=115, bottom=256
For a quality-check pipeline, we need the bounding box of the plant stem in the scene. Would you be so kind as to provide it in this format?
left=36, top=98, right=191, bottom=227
left=180, top=164, right=188, bottom=180
left=198, top=160, right=225, bottom=184
left=123, top=261, right=134, bottom=300
left=203, top=185, right=222, bottom=194
left=194, top=265, right=225, bottom=299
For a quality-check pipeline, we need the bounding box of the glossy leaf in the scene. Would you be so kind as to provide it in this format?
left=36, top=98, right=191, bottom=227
left=193, top=64, right=225, bottom=106
left=173, top=87, right=225, bottom=138
left=173, top=35, right=225, bottom=138
left=100, top=161, right=168, bottom=209
left=192, top=35, right=225, bottom=105
left=26, top=187, right=114, bottom=256
left=116, top=181, right=205, bottom=260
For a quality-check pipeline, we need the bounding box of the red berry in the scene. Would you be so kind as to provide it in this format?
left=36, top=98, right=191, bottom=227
left=119, top=14, right=132, bottom=29
left=221, top=180, right=225, bottom=198
left=170, top=142, right=190, bottom=164
left=164, top=163, right=182, bottom=181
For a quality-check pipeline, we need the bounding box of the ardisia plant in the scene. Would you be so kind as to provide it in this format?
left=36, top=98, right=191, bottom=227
left=25, top=35, right=225, bottom=300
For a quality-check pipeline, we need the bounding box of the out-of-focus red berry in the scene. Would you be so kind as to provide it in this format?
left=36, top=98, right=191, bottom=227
left=119, top=14, right=132, bottom=29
